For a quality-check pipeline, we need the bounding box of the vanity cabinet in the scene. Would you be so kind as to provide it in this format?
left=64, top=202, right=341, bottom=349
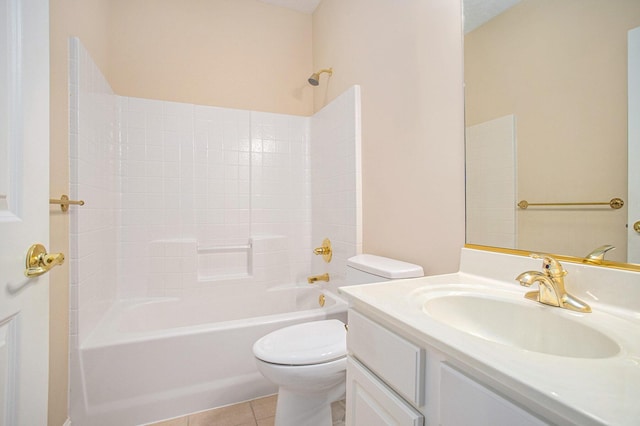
left=346, top=308, right=549, bottom=426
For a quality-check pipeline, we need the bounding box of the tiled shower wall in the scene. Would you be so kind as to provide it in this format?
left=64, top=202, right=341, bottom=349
left=465, top=115, right=516, bottom=249
left=69, top=38, right=119, bottom=344
left=117, top=100, right=311, bottom=298
left=311, top=86, right=362, bottom=291
left=69, top=38, right=361, bottom=344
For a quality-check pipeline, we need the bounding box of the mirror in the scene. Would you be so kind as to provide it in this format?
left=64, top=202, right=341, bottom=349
left=464, top=0, right=640, bottom=268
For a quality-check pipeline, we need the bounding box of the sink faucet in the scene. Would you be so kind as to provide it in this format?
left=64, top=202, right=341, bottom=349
left=516, top=254, right=591, bottom=313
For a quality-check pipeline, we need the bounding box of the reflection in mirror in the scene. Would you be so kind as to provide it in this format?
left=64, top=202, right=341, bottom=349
left=464, top=0, right=640, bottom=267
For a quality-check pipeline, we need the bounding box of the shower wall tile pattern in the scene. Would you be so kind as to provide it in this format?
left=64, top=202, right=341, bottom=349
left=69, top=38, right=119, bottom=344
left=69, top=38, right=360, bottom=344
left=311, top=86, right=362, bottom=291
left=465, top=115, right=516, bottom=248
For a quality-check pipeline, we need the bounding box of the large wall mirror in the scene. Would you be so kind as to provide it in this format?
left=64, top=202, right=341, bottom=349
left=464, top=0, right=640, bottom=269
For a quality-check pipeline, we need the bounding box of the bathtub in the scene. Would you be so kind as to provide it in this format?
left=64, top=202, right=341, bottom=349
left=73, top=286, right=348, bottom=426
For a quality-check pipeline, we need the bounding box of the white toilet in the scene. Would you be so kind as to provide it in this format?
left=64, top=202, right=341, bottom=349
left=253, top=254, right=424, bottom=426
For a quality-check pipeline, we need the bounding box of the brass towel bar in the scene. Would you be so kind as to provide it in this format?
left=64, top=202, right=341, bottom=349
left=50, top=194, right=85, bottom=212
left=517, top=198, right=624, bottom=210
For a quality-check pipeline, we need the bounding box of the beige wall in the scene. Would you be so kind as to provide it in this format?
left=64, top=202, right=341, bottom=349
left=49, top=0, right=465, bottom=423
left=107, top=0, right=314, bottom=116
left=313, top=0, right=466, bottom=274
left=50, top=1, right=111, bottom=424
left=465, top=0, right=640, bottom=262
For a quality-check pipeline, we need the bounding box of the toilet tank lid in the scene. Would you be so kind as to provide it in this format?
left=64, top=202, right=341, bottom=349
left=347, top=254, right=424, bottom=279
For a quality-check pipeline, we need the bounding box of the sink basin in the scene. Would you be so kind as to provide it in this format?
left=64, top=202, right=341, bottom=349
left=423, top=292, right=620, bottom=359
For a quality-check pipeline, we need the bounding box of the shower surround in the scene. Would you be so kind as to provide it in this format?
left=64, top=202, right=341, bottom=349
left=69, top=38, right=360, bottom=424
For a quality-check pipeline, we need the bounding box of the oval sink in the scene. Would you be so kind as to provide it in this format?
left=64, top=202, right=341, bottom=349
left=423, top=294, right=620, bottom=359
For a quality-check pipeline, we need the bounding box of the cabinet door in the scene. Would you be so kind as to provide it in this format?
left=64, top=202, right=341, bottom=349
left=346, top=357, right=424, bottom=426
left=440, top=364, right=549, bottom=426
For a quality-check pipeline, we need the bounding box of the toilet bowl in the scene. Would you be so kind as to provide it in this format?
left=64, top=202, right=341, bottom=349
left=253, top=254, right=424, bottom=426
left=254, top=319, right=347, bottom=426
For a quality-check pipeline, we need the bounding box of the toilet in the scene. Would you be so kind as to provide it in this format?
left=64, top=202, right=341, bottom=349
left=253, top=254, right=424, bottom=426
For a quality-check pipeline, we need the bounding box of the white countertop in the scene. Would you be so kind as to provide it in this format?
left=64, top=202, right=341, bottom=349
left=339, top=249, right=640, bottom=426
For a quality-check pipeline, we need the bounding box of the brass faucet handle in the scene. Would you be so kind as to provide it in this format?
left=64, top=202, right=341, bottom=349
left=313, top=238, right=332, bottom=263
left=584, top=245, right=615, bottom=264
left=531, top=254, right=566, bottom=277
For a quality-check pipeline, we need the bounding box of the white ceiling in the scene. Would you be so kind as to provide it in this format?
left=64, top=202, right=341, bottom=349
left=258, top=0, right=321, bottom=14
left=258, top=0, right=522, bottom=34
left=463, top=0, right=523, bottom=34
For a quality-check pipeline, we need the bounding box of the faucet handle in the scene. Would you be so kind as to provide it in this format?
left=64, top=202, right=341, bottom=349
left=530, top=254, right=567, bottom=278
left=584, top=245, right=615, bottom=264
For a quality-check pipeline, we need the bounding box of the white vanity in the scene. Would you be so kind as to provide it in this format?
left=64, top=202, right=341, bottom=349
left=339, top=248, right=640, bottom=426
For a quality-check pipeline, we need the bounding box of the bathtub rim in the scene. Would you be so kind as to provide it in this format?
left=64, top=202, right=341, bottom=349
left=81, top=288, right=348, bottom=350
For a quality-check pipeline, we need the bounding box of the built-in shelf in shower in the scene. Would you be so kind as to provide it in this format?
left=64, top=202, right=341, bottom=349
left=197, top=240, right=253, bottom=282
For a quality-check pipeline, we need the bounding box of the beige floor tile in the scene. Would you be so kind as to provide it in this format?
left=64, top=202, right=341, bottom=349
left=147, top=416, right=188, bottom=426
left=331, top=399, right=346, bottom=424
left=256, top=416, right=275, bottom=426
left=250, top=394, right=277, bottom=420
left=189, top=402, right=256, bottom=426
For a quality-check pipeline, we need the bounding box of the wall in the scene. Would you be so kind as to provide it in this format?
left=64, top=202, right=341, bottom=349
left=49, top=1, right=111, bottom=424
left=311, top=86, right=363, bottom=290
left=68, top=38, right=119, bottom=345
left=465, top=0, right=640, bottom=261
left=312, top=0, right=466, bottom=274
left=106, top=0, right=314, bottom=116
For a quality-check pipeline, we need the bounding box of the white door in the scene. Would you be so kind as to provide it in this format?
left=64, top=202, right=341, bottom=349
left=0, top=0, right=50, bottom=424
left=629, top=26, right=640, bottom=264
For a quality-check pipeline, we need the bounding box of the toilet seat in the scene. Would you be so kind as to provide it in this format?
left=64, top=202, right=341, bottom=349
left=253, top=319, right=346, bottom=366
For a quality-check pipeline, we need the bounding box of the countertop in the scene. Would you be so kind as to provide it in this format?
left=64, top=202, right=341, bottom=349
left=340, top=265, right=640, bottom=425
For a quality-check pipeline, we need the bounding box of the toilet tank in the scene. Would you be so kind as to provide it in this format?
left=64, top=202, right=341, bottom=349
left=345, top=254, right=424, bottom=285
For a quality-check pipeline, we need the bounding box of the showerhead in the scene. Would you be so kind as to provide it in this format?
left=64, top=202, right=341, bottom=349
left=308, top=68, right=333, bottom=86
left=308, top=73, right=320, bottom=86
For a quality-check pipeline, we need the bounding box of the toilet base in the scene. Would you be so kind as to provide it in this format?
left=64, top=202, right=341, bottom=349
left=274, top=382, right=345, bottom=426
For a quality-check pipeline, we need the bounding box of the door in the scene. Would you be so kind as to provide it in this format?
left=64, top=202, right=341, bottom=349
left=346, top=358, right=424, bottom=426
left=0, top=0, right=50, bottom=424
left=629, top=26, right=640, bottom=264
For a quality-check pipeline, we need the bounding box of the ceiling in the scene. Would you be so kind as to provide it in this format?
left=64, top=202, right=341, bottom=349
left=257, top=0, right=523, bottom=33
left=463, top=0, right=523, bottom=33
left=258, top=0, right=321, bottom=14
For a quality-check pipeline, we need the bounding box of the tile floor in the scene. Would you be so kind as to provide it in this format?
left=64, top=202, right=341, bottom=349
left=148, top=395, right=346, bottom=426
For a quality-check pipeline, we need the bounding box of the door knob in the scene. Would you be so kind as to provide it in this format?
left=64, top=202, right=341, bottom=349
left=24, top=243, right=65, bottom=278
left=634, top=221, right=640, bottom=234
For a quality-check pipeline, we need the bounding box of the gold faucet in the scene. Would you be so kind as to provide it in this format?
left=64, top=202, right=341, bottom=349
left=584, top=244, right=615, bottom=264
left=307, top=273, right=330, bottom=284
left=516, top=254, right=591, bottom=313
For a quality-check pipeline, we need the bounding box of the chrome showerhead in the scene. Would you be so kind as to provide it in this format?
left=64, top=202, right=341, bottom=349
left=308, top=68, right=332, bottom=86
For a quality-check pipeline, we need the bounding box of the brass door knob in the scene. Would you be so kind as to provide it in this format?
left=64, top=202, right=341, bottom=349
left=25, top=243, right=65, bottom=278
left=634, top=221, right=640, bottom=234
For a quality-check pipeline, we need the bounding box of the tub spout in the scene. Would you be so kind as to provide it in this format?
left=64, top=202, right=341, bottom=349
left=307, top=273, right=329, bottom=284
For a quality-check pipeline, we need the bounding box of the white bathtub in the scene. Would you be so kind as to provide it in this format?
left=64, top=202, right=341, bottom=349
left=73, top=286, right=348, bottom=426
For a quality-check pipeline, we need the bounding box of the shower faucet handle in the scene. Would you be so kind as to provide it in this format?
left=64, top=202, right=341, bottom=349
left=313, top=238, right=332, bottom=263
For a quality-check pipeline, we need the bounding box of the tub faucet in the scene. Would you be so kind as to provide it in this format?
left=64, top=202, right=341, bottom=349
left=307, top=273, right=330, bottom=284
left=584, top=244, right=615, bottom=264
left=516, top=254, right=591, bottom=313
